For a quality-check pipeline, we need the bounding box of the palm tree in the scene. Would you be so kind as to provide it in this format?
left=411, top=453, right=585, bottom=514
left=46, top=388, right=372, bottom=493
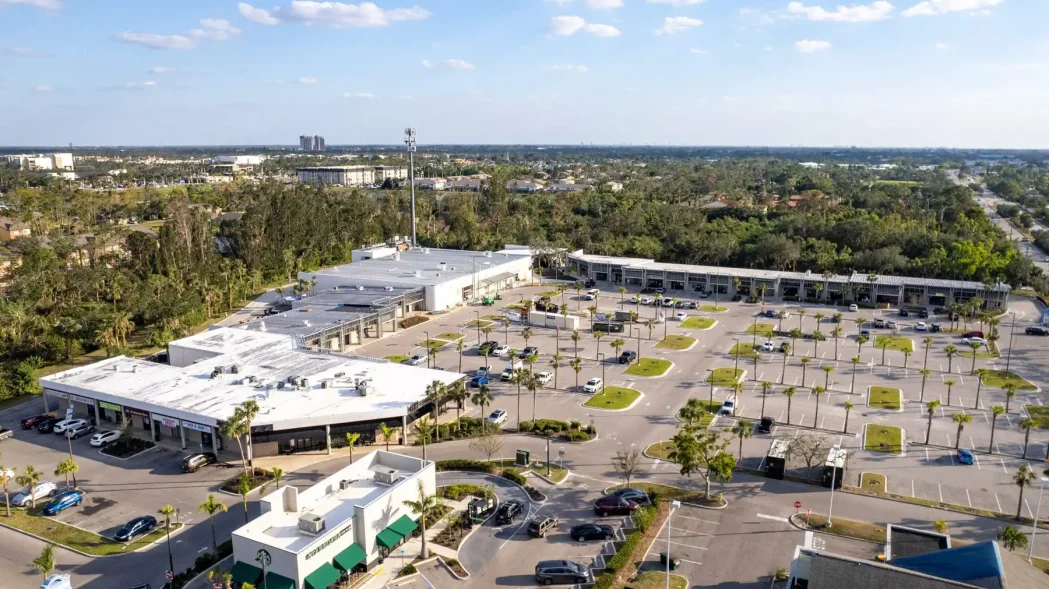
left=848, top=356, right=860, bottom=393
left=760, top=381, right=773, bottom=419
left=594, top=330, right=605, bottom=361
left=999, top=525, right=1028, bottom=551
left=446, top=381, right=469, bottom=433
left=610, top=338, right=625, bottom=359
left=843, top=400, right=854, bottom=433
left=797, top=308, right=807, bottom=331
left=54, top=458, right=78, bottom=490
left=854, top=317, right=865, bottom=336
left=0, top=460, right=14, bottom=517
left=944, top=380, right=956, bottom=406
left=402, top=480, right=440, bottom=559
left=831, top=326, right=843, bottom=360
left=380, top=423, right=395, bottom=450
left=199, top=494, right=228, bottom=553
left=159, top=504, right=177, bottom=575
left=879, top=338, right=890, bottom=365
left=922, top=337, right=934, bottom=369
left=903, top=349, right=912, bottom=368
left=800, top=357, right=811, bottom=388
left=732, top=420, right=754, bottom=460
left=456, top=339, right=465, bottom=372
left=570, top=357, right=583, bottom=390
left=783, top=387, right=796, bottom=425
left=526, top=373, right=542, bottom=421
left=821, top=365, right=834, bottom=390
left=16, top=465, right=42, bottom=508
left=933, top=520, right=948, bottom=535
left=988, top=405, right=1006, bottom=453
left=219, top=416, right=249, bottom=478
left=425, top=380, right=445, bottom=440
left=618, top=286, right=627, bottom=307
left=780, top=344, right=791, bottom=383
left=550, top=352, right=563, bottom=389
left=574, top=281, right=583, bottom=310
left=236, top=475, right=252, bottom=523
left=471, top=386, right=493, bottom=424
left=1020, top=417, right=1037, bottom=459
left=1004, top=383, right=1017, bottom=413
left=974, top=369, right=985, bottom=409
left=1013, top=464, right=1037, bottom=519
left=32, top=544, right=55, bottom=581
left=571, top=330, right=581, bottom=358
left=813, top=386, right=826, bottom=428
left=522, top=326, right=534, bottom=349
left=788, top=328, right=803, bottom=356
left=968, top=342, right=982, bottom=374
left=951, top=413, right=971, bottom=449
left=411, top=416, right=435, bottom=460
left=587, top=306, right=598, bottom=330
left=271, top=467, right=284, bottom=489
left=856, top=335, right=869, bottom=357
left=811, top=330, right=825, bottom=358
left=344, top=432, right=361, bottom=461
left=918, top=369, right=931, bottom=402
left=944, top=345, right=958, bottom=373
left=925, top=400, right=941, bottom=444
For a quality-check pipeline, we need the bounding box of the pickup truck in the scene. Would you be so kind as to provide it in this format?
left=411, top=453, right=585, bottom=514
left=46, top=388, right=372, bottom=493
left=0, top=428, right=14, bottom=441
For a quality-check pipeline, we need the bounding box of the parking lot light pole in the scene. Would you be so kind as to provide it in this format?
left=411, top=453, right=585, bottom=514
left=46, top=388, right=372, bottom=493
left=66, top=434, right=77, bottom=488
left=1005, top=311, right=1017, bottom=374
left=707, top=369, right=714, bottom=411
left=598, top=353, right=606, bottom=394
left=667, top=500, right=681, bottom=588
left=546, top=435, right=552, bottom=477
left=424, top=331, right=431, bottom=368
left=474, top=311, right=481, bottom=342
left=827, top=448, right=840, bottom=529
left=634, top=328, right=642, bottom=362
left=1028, top=476, right=1049, bottom=562
left=752, top=314, right=758, bottom=346
left=733, top=338, right=740, bottom=373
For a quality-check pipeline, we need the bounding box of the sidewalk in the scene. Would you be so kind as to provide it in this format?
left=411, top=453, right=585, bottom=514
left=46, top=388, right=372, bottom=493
left=361, top=497, right=469, bottom=589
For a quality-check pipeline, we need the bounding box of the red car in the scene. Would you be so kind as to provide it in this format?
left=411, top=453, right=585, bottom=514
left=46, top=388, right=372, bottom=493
left=594, top=496, right=639, bottom=517
left=962, top=331, right=984, bottom=339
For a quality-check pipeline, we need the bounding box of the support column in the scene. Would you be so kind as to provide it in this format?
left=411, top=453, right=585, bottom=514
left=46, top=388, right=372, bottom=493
left=179, top=424, right=186, bottom=449
left=149, top=417, right=156, bottom=442
left=43, top=391, right=50, bottom=413
left=325, top=424, right=332, bottom=456
left=402, top=415, right=409, bottom=445
left=210, top=426, right=219, bottom=454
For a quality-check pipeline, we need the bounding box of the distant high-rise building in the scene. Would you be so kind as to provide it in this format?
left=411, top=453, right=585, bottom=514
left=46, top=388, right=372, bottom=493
left=299, top=135, right=326, bottom=152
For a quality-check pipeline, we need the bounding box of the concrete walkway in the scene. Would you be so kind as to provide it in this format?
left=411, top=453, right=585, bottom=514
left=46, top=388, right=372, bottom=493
left=362, top=498, right=467, bottom=589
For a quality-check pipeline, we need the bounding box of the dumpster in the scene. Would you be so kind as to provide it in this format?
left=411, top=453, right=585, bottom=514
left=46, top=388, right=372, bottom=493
left=659, top=553, right=680, bottom=570
left=516, top=449, right=530, bottom=466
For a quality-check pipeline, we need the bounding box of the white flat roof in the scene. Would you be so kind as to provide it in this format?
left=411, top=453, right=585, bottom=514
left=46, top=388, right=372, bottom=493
left=42, top=328, right=465, bottom=430
left=169, top=327, right=293, bottom=357
left=311, top=247, right=527, bottom=288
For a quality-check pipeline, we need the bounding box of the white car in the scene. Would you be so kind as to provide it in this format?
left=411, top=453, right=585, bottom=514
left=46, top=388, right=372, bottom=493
left=760, top=341, right=776, bottom=352
left=493, top=344, right=509, bottom=356
left=10, top=481, right=59, bottom=507
left=40, top=575, right=73, bottom=589
left=915, top=321, right=927, bottom=331
left=584, top=293, right=596, bottom=301
left=661, top=298, right=674, bottom=307
left=886, top=320, right=899, bottom=329
left=583, top=378, right=603, bottom=393
left=53, top=418, right=86, bottom=435
left=487, top=409, right=507, bottom=425
left=674, top=312, right=687, bottom=321
left=849, top=304, right=859, bottom=312
left=586, top=288, right=600, bottom=296
left=962, top=337, right=987, bottom=346
left=536, top=371, right=553, bottom=385
left=719, top=398, right=736, bottom=416
left=89, top=430, right=121, bottom=447
left=406, top=355, right=426, bottom=366
left=640, top=296, right=653, bottom=305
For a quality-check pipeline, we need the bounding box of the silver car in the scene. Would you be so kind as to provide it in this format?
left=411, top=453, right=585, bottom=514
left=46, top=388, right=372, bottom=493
left=10, top=481, right=59, bottom=507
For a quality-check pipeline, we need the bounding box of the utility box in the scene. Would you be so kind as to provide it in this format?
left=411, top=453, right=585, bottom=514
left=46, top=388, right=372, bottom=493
left=516, top=449, right=530, bottom=466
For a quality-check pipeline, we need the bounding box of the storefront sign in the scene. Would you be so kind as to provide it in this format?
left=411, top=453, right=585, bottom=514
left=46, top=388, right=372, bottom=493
left=69, top=394, right=95, bottom=405
left=181, top=421, right=211, bottom=434
left=98, top=401, right=122, bottom=412
left=124, top=406, right=150, bottom=419
left=305, top=523, right=353, bottom=561
left=45, top=390, right=68, bottom=399
left=153, top=414, right=180, bottom=429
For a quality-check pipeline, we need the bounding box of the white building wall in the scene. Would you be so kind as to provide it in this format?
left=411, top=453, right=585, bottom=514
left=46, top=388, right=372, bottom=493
left=356, top=458, right=436, bottom=565
left=230, top=534, right=300, bottom=587
left=51, top=153, right=74, bottom=170
left=167, top=343, right=222, bottom=368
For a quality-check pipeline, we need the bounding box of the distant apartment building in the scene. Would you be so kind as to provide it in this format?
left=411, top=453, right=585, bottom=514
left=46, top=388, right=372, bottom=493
left=0, top=217, right=31, bottom=242
left=508, top=179, right=543, bottom=193
left=374, top=166, right=408, bottom=183
left=299, top=135, right=326, bottom=152
left=297, top=166, right=407, bottom=186
left=210, top=155, right=264, bottom=174
left=4, top=154, right=53, bottom=171
left=51, top=153, right=74, bottom=170
left=415, top=178, right=447, bottom=190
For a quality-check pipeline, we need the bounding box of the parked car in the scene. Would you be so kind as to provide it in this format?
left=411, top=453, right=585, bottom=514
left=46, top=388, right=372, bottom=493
left=661, top=298, right=674, bottom=307
left=500, top=367, right=515, bottom=381
left=492, top=344, right=509, bottom=356
left=779, top=342, right=791, bottom=353
left=584, top=293, right=596, bottom=301
left=66, top=422, right=94, bottom=440
left=521, top=346, right=539, bottom=358
left=583, top=378, right=603, bottom=393
left=527, top=515, right=559, bottom=538
left=957, top=449, right=974, bottom=465
left=764, top=310, right=778, bottom=318
left=570, top=523, right=614, bottom=542
left=180, top=452, right=217, bottom=473
left=610, top=487, right=650, bottom=505
left=586, top=288, right=600, bottom=297
left=962, top=331, right=985, bottom=339
left=899, top=309, right=909, bottom=317
left=115, top=515, right=157, bottom=542
left=930, top=324, right=943, bottom=333
left=758, top=417, right=777, bottom=434
left=495, top=500, right=523, bottom=524
left=1026, top=326, right=1049, bottom=336
left=699, top=291, right=712, bottom=299
left=476, top=365, right=493, bottom=377
left=36, top=416, right=60, bottom=434
left=874, top=318, right=886, bottom=328
left=20, top=414, right=53, bottom=430
left=39, top=575, right=73, bottom=589
left=89, top=430, right=121, bottom=447
left=535, top=560, right=592, bottom=586
left=487, top=409, right=508, bottom=425
left=760, top=341, right=775, bottom=352
left=406, top=355, right=426, bottom=366
left=469, top=375, right=490, bottom=387
left=719, top=397, right=736, bottom=416
left=860, top=329, right=871, bottom=338
left=43, top=490, right=84, bottom=516
left=478, top=341, right=500, bottom=355
left=674, top=312, right=687, bottom=321
left=594, top=496, right=638, bottom=517
left=848, top=304, right=859, bottom=312
left=536, top=371, right=553, bottom=385
left=0, top=428, right=13, bottom=441
left=10, top=481, right=59, bottom=507
left=53, top=419, right=87, bottom=436
left=640, top=296, right=653, bottom=305
left=618, top=350, right=637, bottom=364
left=962, top=337, right=987, bottom=346
left=919, top=308, right=930, bottom=318
left=915, top=321, right=927, bottom=331
left=886, top=320, right=898, bottom=329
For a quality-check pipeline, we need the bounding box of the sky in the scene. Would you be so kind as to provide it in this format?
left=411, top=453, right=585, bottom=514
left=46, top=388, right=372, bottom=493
left=1, top=0, right=1048, bottom=148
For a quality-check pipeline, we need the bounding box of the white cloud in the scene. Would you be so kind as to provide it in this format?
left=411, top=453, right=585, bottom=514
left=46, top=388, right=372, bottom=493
left=279, top=1, right=430, bottom=28
left=766, top=45, right=774, bottom=51
left=548, top=15, right=620, bottom=36
left=787, top=1, right=894, bottom=22
left=647, top=0, right=706, bottom=5
left=795, top=39, right=831, bottom=52
left=118, top=32, right=197, bottom=50
left=444, top=59, right=475, bottom=69
left=544, top=0, right=576, bottom=4
left=238, top=2, right=279, bottom=25
left=547, top=64, right=589, bottom=71
left=190, top=19, right=241, bottom=41
left=690, top=48, right=709, bottom=54
left=298, top=77, right=317, bottom=84
left=123, top=81, right=157, bottom=89
left=399, top=95, right=413, bottom=100
left=343, top=92, right=375, bottom=98
left=935, top=42, right=949, bottom=49
left=421, top=59, right=433, bottom=67
left=656, top=16, right=703, bottom=35
left=586, top=0, right=623, bottom=8
left=150, top=66, right=181, bottom=74
left=0, top=0, right=60, bottom=10
left=902, top=0, right=1002, bottom=17
left=32, top=84, right=53, bottom=92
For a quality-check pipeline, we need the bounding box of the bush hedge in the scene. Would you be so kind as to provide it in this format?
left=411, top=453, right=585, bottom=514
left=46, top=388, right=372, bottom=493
left=168, top=540, right=232, bottom=589
left=437, top=484, right=491, bottom=501
left=435, top=459, right=495, bottom=473
left=565, top=430, right=592, bottom=442
left=501, top=470, right=527, bottom=486
left=519, top=418, right=571, bottom=433
left=604, top=530, right=643, bottom=572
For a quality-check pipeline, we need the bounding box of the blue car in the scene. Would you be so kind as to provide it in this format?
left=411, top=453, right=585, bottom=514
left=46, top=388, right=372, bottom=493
left=43, top=490, right=84, bottom=516
left=470, top=375, right=490, bottom=387
left=115, top=515, right=157, bottom=542
left=957, top=449, right=974, bottom=465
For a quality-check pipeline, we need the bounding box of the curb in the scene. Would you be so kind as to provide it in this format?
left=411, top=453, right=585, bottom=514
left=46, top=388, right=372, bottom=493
left=624, top=360, right=676, bottom=379
left=436, top=555, right=470, bottom=580
left=787, top=514, right=882, bottom=546
left=859, top=471, right=887, bottom=494
left=601, top=483, right=728, bottom=510
left=528, top=466, right=572, bottom=486
left=862, top=423, right=907, bottom=457
left=435, top=470, right=545, bottom=506
left=582, top=390, right=645, bottom=413
left=98, top=443, right=160, bottom=462
left=0, top=521, right=101, bottom=558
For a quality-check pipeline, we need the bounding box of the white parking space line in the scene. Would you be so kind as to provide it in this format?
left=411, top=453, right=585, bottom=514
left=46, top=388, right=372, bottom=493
left=675, top=514, right=720, bottom=525
left=966, top=489, right=972, bottom=508
left=938, top=484, right=943, bottom=503
left=757, top=514, right=789, bottom=523
left=1000, top=458, right=1008, bottom=474
left=665, top=539, right=709, bottom=551
left=996, top=494, right=1003, bottom=513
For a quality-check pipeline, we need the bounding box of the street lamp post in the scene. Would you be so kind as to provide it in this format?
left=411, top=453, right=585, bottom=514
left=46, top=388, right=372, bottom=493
left=666, top=500, right=681, bottom=588
left=827, top=447, right=841, bottom=528
left=424, top=331, right=431, bottom=368
left=1028, top=476, right=1049, bottom=562
left=1005, top=311, right=1017, bottom=374
left=707, top=368, right=715, bottom=411
left=635, top=327, right=642, bottom=362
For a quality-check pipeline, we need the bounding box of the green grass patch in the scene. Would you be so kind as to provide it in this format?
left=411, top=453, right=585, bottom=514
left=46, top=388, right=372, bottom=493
left=655, top=335, right=696, bottom=350
left=435, top=332, right=465, bottom=341
left=746, top=323, right=775, bottom=337
left=419, top=339, right=447, bottom=350
left=538, top=290, right=562, bottom=297
left=646, top=441, right=675, bottom=461
left=0, top=508, right=181, bottom=556
left=868, top=386, right=902, bottom=410
left=959, top=349, right=1000, bottom=359
left=678, top=399, right=719, bottom=428
left=981, top=370, right=1037, bottom=391
left=624, top=358, right=673, bottom=377
left=864, top=423, right=903, bottom=455
left=1033, top=557, right=1049, bottom=575
left=504, top=303, right=524, bottom=310
left=874, top=335, right=913, bottom=352
left=706, top=367, right=743, bottom=386
left=465, top=320, right=492, bottom=328
left=680, top=317, right=716, bottom=330
left=482, top=314, right=506, bottom=321
left=699, top=305, right=728, bottom=312
left=384, top=354, right=411, bottom=363
left=532, top=461, right=569, bottom=484
left=729, top=343, right=760, bottom=359
left=860, top=473, right=886, bottom=494
left=607, top=482, right=721, bottom=506
left=584, top=385, right=642, bottom=410
left=800, top=513, right=887, bottom=544
left=632, top=572, right=688, bottom=589
left=1025, top=405, right=1049, bottom=430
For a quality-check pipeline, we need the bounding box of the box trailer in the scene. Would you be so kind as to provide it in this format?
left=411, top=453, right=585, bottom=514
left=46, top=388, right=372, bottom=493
left=765, top=439, right=789, bottom=480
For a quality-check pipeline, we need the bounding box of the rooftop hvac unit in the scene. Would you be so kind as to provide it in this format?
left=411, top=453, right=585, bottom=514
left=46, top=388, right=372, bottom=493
left=245, top=375, right=257, bottom=384
left=297, top=513, right=325, bottom=536
left=334, top=372, right=345, bottom=378
left=230, top=365, right=240, bottom=374
left=359, top=381, right=372, bottom=396
left=277, top=381, right=286, bottom=390
left=439, top=262, right=447, bottom=271
left=385, top=286, right=393, bottom=291
left=357, top=285, right=365, bottom=291
left=210, top=370, right=221, bottom=379
left=393, top=252, right=401, bottom=261
left=300, top=378, right=309, bottom=389
left=321, top=379, right=330, bottom=389
left=375, top=469, right=400, bottom=485
left=414, top=271, right=422, bottom=278
left=215, top=366, right=225, bottom=374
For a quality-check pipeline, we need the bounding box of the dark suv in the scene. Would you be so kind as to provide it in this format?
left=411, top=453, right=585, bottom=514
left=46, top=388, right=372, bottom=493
left=180, top=452, right=217, bottom=473
left=535, top=560, right=591, bottom=586
left=618, top=350, right=637, bottom=364
left=35, top=416, right=60, bottom=433
left=527, top=515, right=559, bottom=538
left=758, top=416, right=777, bottom=434
left=1026, top=326, right=1049, bottom=336
left=495, top=500, right=523, bottom=524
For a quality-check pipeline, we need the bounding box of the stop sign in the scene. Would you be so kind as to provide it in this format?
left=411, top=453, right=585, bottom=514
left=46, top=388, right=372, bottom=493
left=794, top=501, right=801, bottom=509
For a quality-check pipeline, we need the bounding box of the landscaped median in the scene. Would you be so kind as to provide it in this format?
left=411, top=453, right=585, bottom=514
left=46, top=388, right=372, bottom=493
left=655, top=335, right=697, bottom=351
left=625, top=358, right=673, bottom=377
left=874, top=335, right=913, bottom=352
left=790, top=512, right=887, bottom=544
left=1025, top=405, right=1049, bottom=429
left=981, top=370, right=1037, bottom=391
left=584, top=386, right=643, bottom=411
left=606, top=482, right=726, bottom=508
left=866, top=386, right=902, bottom=411
left=706, top=367, right=744, bottom=386
left=860, top=472, right=886, bottom=494
left=630, top=572, right=688, bottom=589
left=699, top=305, right=728, bottom=312
left=746, top=322, right=775, bottom=337
left=384, top=354, right=411, bottom=363
left=680, top=317, right=716, bottom=330
left=0, top=507, right=183, bottom=556
left=863, top=423, right=904, bottom=455
left=729, top=343, right=760, bottom=359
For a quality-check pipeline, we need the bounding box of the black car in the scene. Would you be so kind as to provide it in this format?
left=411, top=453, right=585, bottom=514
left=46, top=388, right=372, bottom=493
left=899, top=309, right=909, bottom=317
left=570, top=523, right=614, bottom=541
left=36, top=416, right=60, bottom=433
left=779, top=342, right=790, bottom=353
left=1026, top=326, right=1049, bottom=336
left=527, top=515, right=559, bottom=538
left=495, top=500, right=523, bottom=524
left=594, top=496, right=638, bottom=517
left=930, top=324, right=943, bottom=333
left=610, top=487, right=650, bottom=505
left=758, top=416, right=776, bottom=434
left=584, top=278, right=595, bottom=288
left=918, top=309, right=930, bottom=318
left=180, top=452, right=217, bottom=473
left=618, top=351, right=637, bottom=364
left=535, top=560, right=591, bottom=586
left=478, top=341, right=501, bottom=356
left=20, top=414, right=53, bottom=430
left=521, top=347, right=539, bottom=358
left=115, top=515, right=157, bottom=542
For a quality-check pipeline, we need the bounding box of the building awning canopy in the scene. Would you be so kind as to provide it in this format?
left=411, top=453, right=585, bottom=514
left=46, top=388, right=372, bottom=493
left=376, top=527, right=404, bottom=549
left=230, top=561, right=262, bottom=586
left=333, top=543, right=367, bottom=572
left=387, top=514, right=418, bottom=538
left=304, top=562, right=343, bottom=589
left=264, top=571, right=296, bottom=589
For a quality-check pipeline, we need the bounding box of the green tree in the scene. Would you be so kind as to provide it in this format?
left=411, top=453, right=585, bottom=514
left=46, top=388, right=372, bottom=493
left=667, top=425, right=730, bottom=499
left=759, top=381, right=773, bottom=419
left=968, top=341, right=982, bottom=374
left=0, top=459, right=15, bottom=517
left=918, top=368, right=931, bottom=403
left=944, top=345, right=958, bottom=373
left=550, top=352, right=563, bottom=389
left=570, top=356, right=583, bottom=391
left=788, top=328, right=803, bottom=356
left=813, top=386, right=826, bottom=429
left=402, top=479, right=440, bottom=559
left=850, top=356, right=861, bottom=393
left=571, top=329, right=581, bottom=358
left=198, top=494, right=228, bottom=553
left=15, top=465, right=42, bottom=508
left=944, top=380, right=956, bottom=406
left=471, top=386, right=493, bottom=424
left=344, top=432, right=361, bottom=461
left=782, top=386, right=796, bottom=425
left=1019, top=417, right=1036, bottom=459
left=780, top=344, right=791, bottom=383
left=411, top=416, right=435, bottom=461
left=800, top=357, right=811, bottom=387
left=54, top=458, right=78, bottom=490
left=950, top=413, right=971, bottom=449
left=989, top=405, right=1006, bottom=453
left=731, top=419, right=753, bottom=460
left=236, top=475, right=252, bottom=523
left=998, top=525, right=1028, bottom=552
left=1013, top=463, right=1037, bottom=519
left=843, top=400, right=854, bottom=434
left=924, top=400, right=941, bottom=445
left=821, top=365, right=834, bottom=390
left=159, top=504, right=177, bottom=575
left=380, top=423, right=395, bottom=451
left=32, top=544, right=55, bottom=580
left=1004, top=383, right=1017, bottom=412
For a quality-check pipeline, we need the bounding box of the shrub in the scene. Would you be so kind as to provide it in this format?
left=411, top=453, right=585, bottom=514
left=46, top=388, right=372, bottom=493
left=218, top=540, right=232, bottom=557
left=531, top=418, right=569, bottom=433
left=438, top=484, right=490, bottom=501
left=437, top=424, right=451, bottom=439
left=501, top=470, right=527, bottom=486
left=565, top=430, right=592, bottom=442
left=570, top=420, right=582, bottom=430
left=605, top=531, right=642, bottom=572
left=435, top=459, right=495, bottom=473
left=633, top=506, right=656, bottom=533
left=518, top=420, right=535, bottom=432
left=397, top=563, right=418, bottom=577
left=399, top=316, right=428, bottom=329
left=194, top=552, right=216, bottom=571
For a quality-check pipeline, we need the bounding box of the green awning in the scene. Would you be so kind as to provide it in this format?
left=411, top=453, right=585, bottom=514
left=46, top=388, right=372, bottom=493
left=304, top=562, right=343, bottom=589
left=230, top=561, right=262, bottom=586
left=388, top=514, right=419, bottom=537
left=376, top=527, right=404, bottom=549
left=264, top=571, right=296, bottom=589
left=333, top=543, right=367, bottom=572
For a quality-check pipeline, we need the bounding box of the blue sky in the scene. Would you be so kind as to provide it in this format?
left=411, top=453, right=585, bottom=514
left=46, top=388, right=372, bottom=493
left=1, top=0, right=1047, bottom=147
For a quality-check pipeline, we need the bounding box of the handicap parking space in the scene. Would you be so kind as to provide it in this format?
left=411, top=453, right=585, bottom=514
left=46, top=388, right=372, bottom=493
left=640, top=504, right=719, bottom=582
